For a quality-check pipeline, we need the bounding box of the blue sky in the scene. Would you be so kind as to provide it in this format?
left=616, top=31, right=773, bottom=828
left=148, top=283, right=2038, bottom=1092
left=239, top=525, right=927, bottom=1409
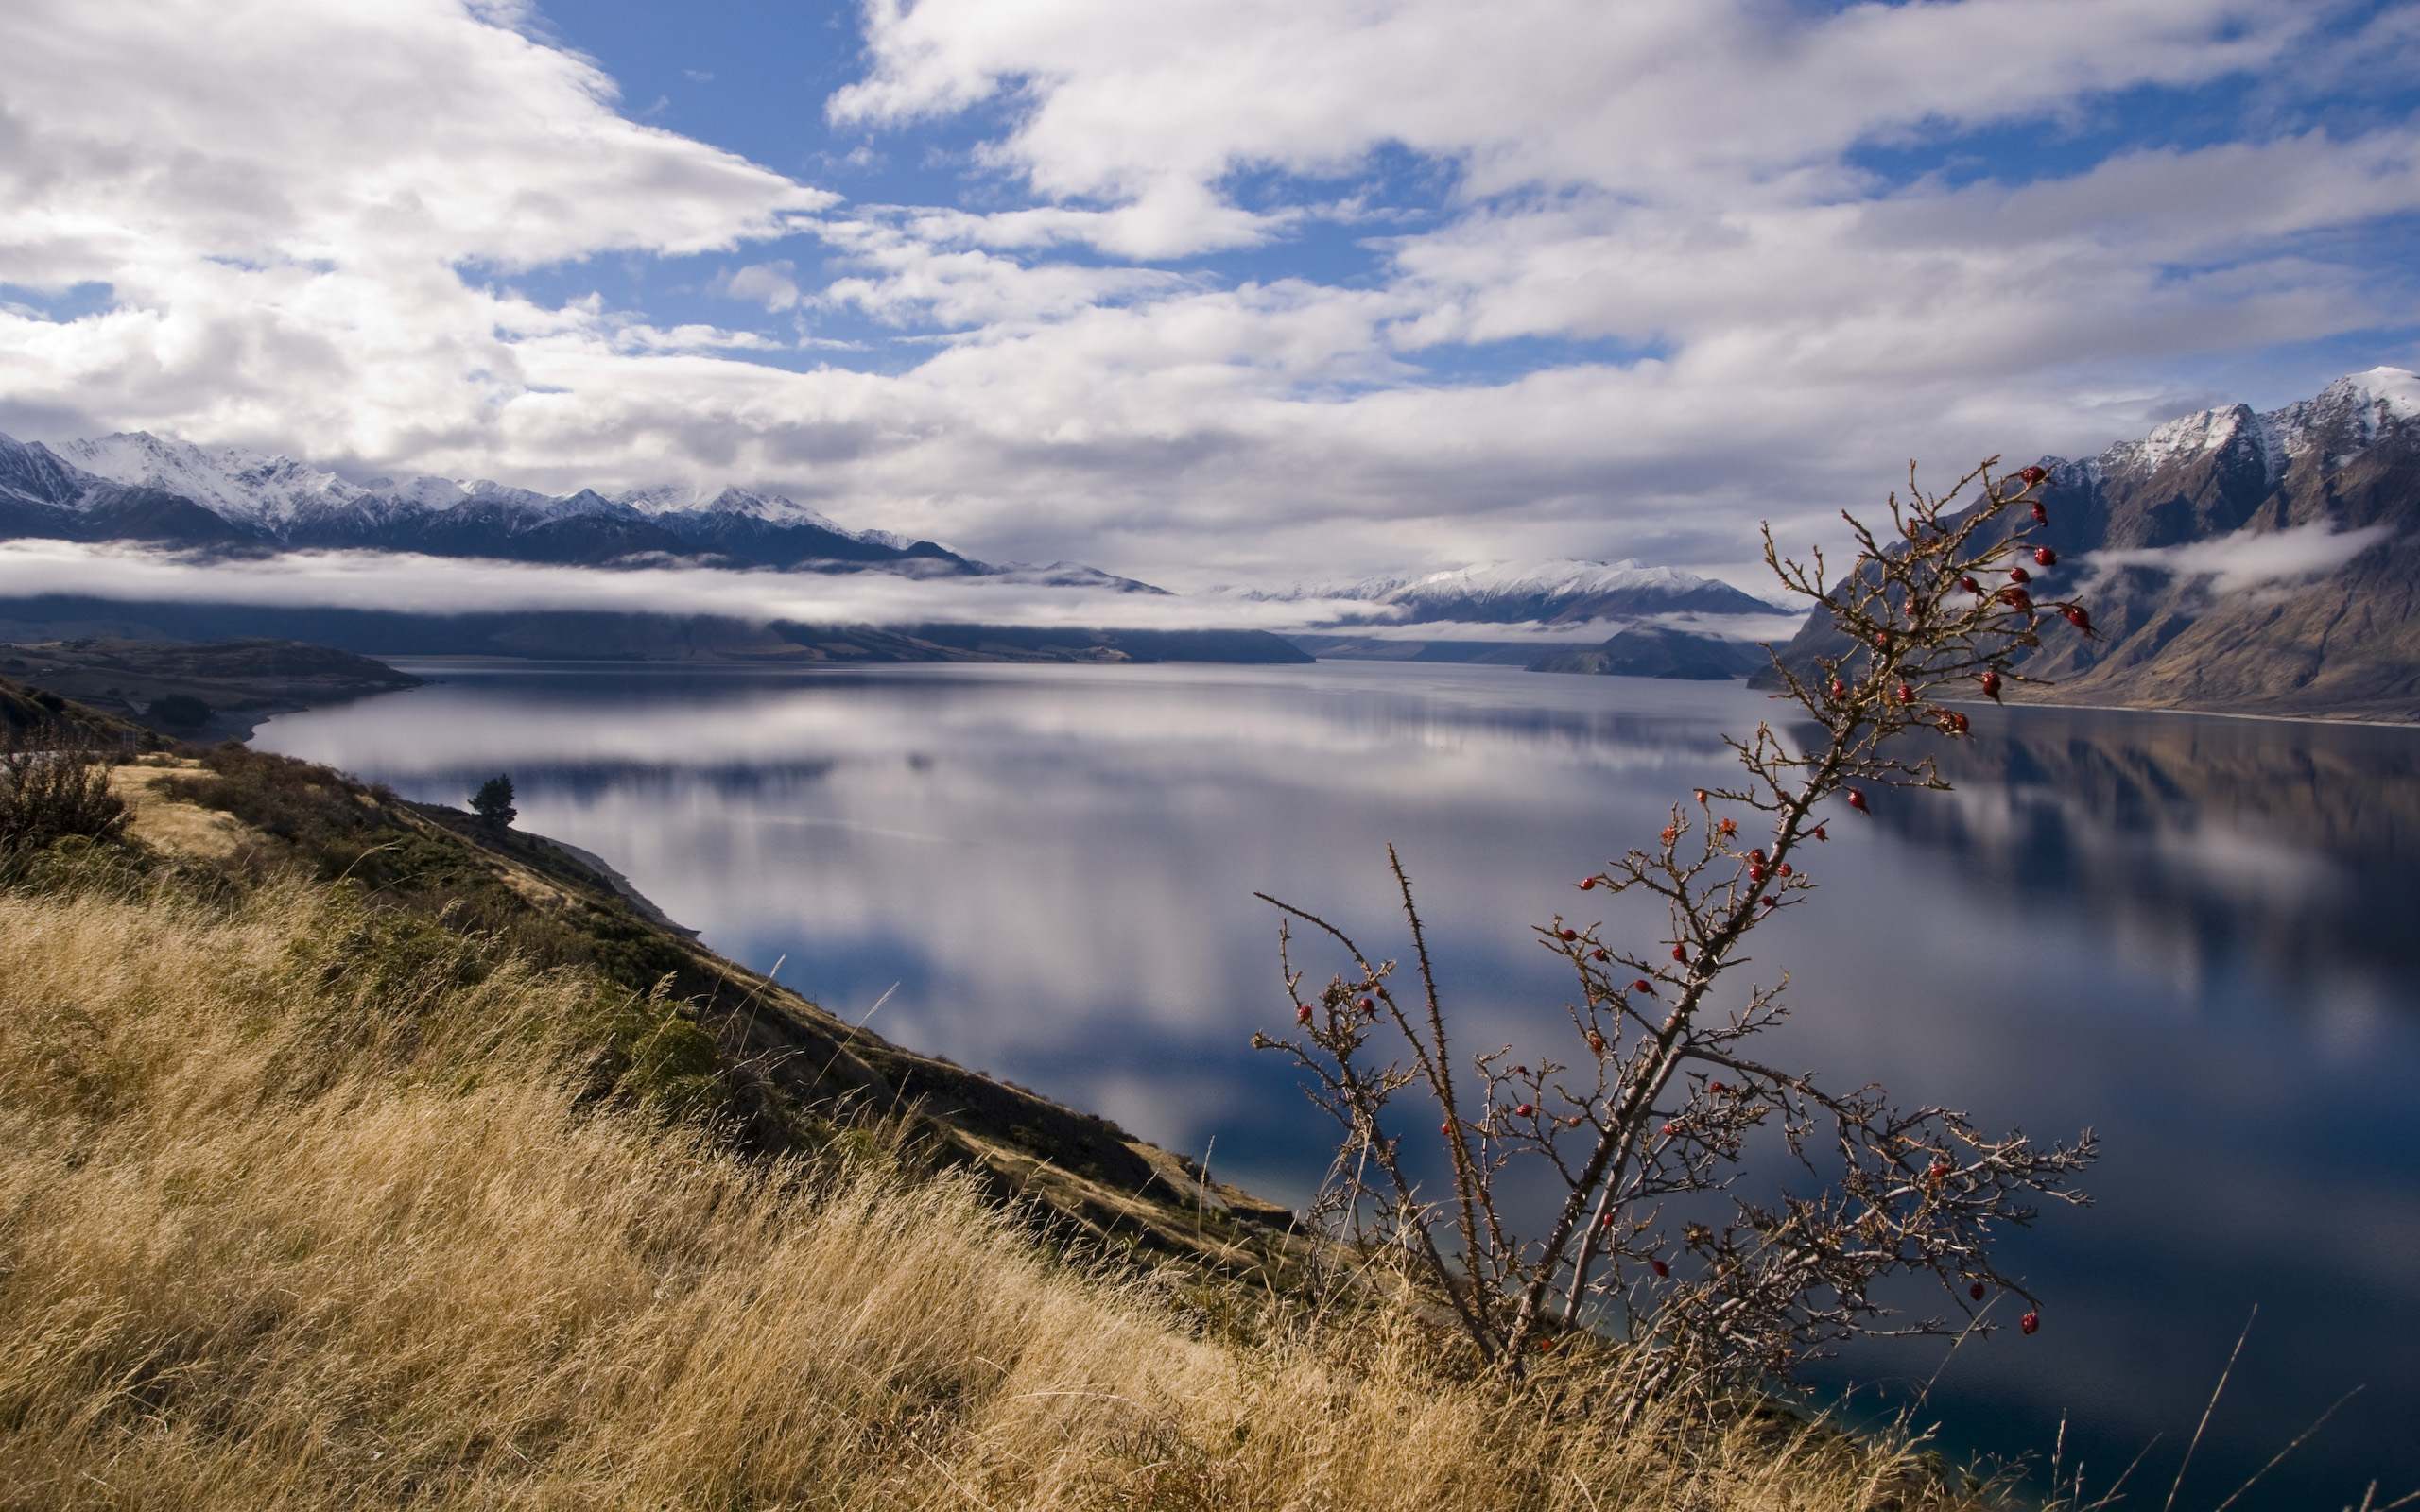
left=3, top=0, right=2418, bottom=589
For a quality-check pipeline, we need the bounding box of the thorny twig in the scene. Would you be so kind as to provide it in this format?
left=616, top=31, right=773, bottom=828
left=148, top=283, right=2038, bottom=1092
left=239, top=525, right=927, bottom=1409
left=1253, top=458, right=2099, bottom=1395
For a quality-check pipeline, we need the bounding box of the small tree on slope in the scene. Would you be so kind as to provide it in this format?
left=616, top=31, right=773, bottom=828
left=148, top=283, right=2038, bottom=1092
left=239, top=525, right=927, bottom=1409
left=471, top=773, right=517, bottom=830
left=1254, top=458, right=2099, bottom=1399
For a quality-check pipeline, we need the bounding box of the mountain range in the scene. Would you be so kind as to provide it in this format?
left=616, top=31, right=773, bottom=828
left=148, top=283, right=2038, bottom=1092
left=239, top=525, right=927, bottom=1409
left=1264, top=559, right=1785, bottom=627
left=9, top=364, right=2418, bottom=715
left=1761, top=367, right=2420, bottom=721
left=0, top=429, right=1154, bottom=589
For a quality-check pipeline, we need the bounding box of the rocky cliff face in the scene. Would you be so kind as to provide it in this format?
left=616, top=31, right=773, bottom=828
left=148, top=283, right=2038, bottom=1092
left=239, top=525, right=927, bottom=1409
left=1761, top=368, right=2420, bottom=721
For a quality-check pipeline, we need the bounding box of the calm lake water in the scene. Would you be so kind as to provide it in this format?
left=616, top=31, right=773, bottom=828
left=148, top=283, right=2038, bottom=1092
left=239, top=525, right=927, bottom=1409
left=256, top=659, right=2420, bottom=1510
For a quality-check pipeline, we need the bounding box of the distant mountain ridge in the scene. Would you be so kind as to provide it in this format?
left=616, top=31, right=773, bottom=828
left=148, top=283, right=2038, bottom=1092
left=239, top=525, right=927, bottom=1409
left=1267, top=558, right=1784, bottom=627
left=0, top=429, right=1161, bottom=590
left=1761, top=367, right=2420, bottom=721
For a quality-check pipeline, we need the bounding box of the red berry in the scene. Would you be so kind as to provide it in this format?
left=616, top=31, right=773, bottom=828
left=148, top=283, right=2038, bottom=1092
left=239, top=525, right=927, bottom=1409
left=1813, top=826, right=1827, bottom=842
left=1599, top=1211, right=1615, bottom=1228
left=1979, top=670, right=2002, bottom=702
left=1670, top=945, right=1686, bottom=962
left=1441, top=1122, right=1451, bottom=1136
left=1970, top=1281, right=1985, bottom=1301
left=1748, top=864, right=1765, bottom=884
left=1577, top=876, right=1596, bottom=890
left=2020, top=1312, right=2039, bottom=1335
left=2018, top=465, right=2048, bottom=486
left=2063, top=605, right=2094, bottom=634
left=1708, top=1080, right=1726, bottom=1092
left=1960, top=575, right=1981, bottom=593
left=1761, top=895, right=1777, bottom=908
left=1651, top=1259, right=1669, bottom=1277
left=1558, top=928, right=1578, bottom=941
left=1591, top=948, right=1609, bottom=962
left=2031, top=501, right=2048, bottom=524
left=1661, top=1122, right=1677, bottom=1136
left=1357, top=996, right=1374, bottom=1010
left=2008, top=566, right=2031, bottom=584
left=1875, top=630, right=1893, bottom=650
left=2034, top=545, right=2057, bottom=567
left=1297, top=1005, right=1313, bottom=1024
left=1845, top=789, right=1868, bottom=813
left=1694, top=789, right=1707, bottom=805
left=2003, top=587, right=2032, bottom=610
left=1586, top=1032, right=1606, bottom=1054
left=1774, top=862, right=1790, bottom=877
left=1631, top=979, right=1654, bottom=995
left=1895, top=681, right=1914, bottom=704
left=1514, top=1104, right=1534, bottom=1119
left=1947, top=711, right=1969, bottom=734
left=1829, top=677, right=1847, bottom=699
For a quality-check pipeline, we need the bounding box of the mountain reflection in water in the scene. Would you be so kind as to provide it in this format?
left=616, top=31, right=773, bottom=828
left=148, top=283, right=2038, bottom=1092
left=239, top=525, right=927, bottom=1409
left=255, top=661, right=2419, bottom=1511
left=1896, top=707, right=2420, bottom=1002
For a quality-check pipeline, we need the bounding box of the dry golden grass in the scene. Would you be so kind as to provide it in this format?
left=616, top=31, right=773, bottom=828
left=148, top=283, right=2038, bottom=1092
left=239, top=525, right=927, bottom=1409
left=0, top=868, right=1981, bottom=1511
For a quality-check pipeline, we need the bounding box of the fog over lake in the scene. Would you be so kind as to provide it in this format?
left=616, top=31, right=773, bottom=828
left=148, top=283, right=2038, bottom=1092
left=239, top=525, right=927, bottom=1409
left=257, top=660, right=2420, bottom=1510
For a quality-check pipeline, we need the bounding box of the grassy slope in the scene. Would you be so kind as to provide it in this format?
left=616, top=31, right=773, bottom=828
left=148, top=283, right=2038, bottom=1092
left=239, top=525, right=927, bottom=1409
left=0, top=718, right=1985, bottom=1509
left=101, top=744, right=1293, bottom=1263
left=0, top=673, right=162, bottom=747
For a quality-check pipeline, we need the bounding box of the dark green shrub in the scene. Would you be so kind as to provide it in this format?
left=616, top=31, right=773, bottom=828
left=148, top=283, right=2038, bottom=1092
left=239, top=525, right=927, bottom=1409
left=0, top=738, right=129, bottom=855
left=471, top=773, right=516, bottom=828
left=146, top=694, right=212, bottom=729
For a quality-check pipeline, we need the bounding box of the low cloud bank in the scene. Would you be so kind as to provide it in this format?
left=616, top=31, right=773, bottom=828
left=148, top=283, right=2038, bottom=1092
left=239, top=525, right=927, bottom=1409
left=0, top=541, right=1381, bottom=631
left=2084, top=522, right=2395, bottom=596
left=1300, top=610, right=1808, bottom=644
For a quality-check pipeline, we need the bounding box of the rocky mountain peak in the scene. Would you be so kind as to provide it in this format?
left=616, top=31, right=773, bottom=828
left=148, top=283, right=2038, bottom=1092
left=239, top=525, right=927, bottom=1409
left=1766, top=365, right=2420, bottom=721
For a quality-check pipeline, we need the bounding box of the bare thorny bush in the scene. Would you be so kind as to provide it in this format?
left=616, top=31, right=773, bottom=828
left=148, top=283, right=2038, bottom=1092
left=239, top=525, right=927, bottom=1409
left=0, top=726, right=129, bottom=857
left=1254, top=459, right=2100, bottom=1404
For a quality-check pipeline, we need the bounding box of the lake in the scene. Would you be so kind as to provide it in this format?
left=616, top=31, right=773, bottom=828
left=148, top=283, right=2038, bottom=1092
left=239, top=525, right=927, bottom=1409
left=255, top=658, right=2420, bottom=1510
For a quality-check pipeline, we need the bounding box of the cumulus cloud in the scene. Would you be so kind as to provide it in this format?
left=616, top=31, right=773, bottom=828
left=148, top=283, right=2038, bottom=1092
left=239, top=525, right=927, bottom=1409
left=2084, top=520, right=2395, bottom=594
left=0, top=0, right=2415, bottom=596
left=832, top=0, right=2314, bottom=249
left=0, top=0, right=826, bottom=464
left=718, top=262, right=804, bottom=312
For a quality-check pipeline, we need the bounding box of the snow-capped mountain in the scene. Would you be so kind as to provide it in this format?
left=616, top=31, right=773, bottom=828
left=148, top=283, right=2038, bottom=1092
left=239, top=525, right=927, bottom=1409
left=2088, top=366, right=2420, bottom=489
left=0, top=430, right=984, bottom=573
left=50, top=432, right=378, bottom=527
left=1764, top=366, right=2420, bottom=720
left=1271, top=558, right=1782, bottom=627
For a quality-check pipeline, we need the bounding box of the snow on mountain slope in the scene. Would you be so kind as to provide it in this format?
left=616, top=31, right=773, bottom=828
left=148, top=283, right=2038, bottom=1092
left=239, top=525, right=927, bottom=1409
left=40, top=431, right=907, bottom=549
left=53, top=432, right=362, bottom=526
left=2090, top=366, right=2420, bottom=484
left=613, top=483, right=855, bottom=532
left=1765, top=366, right=2420, bottom=721
left=0, top=432, right=89, bottom=510
left=1374, top=559, right=1774, bottom=609
left=1262, top=558, right=1784, bottom=626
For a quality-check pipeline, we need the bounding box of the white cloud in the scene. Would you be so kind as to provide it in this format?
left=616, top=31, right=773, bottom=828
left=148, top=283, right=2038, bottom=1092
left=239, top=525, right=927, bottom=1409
left=719, top=262, right=804, bottom=311
left=0, top=538, right=1373, bottom=628
left=830, top=0, right=2317, bottom=255
left=0, top=0, right=827, bottom=464
left=0, top=0, right=2414, bottom=598
left=2084, top=520, right=2395, bottom=594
